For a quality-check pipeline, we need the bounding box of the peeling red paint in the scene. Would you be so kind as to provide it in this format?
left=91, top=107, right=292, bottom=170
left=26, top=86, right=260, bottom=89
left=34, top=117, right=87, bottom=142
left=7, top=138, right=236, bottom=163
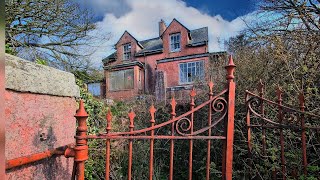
left=5, top=89, right=77, bottom=180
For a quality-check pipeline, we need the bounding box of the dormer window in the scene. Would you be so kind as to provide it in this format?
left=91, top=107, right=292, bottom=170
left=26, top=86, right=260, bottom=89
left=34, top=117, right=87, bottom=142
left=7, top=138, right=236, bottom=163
left=170, top=33, right=181, bottom=52
left=123, top=43, right=131, bottom=61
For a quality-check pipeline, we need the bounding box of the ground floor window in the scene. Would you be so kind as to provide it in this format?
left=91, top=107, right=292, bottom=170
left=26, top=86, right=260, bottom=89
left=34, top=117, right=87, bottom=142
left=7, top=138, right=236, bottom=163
left=179, top=60, right=205, bottom=84
left=109, top=69, right=134, bottom=91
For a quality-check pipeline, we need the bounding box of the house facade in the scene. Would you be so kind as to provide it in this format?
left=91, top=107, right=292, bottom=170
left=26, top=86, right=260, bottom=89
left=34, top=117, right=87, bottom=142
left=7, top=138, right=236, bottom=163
left=103, top=19, right=222, bottom=100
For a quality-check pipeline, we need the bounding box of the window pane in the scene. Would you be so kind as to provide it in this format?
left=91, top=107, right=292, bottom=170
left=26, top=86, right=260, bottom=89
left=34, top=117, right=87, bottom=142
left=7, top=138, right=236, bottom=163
left=180, top=64, right=187, bottom=83
left=179, top=64, right=183, bottom=82
left=124, top=69, right=134, bottom=89
left=123, top=43, right=131, bottom=60
left=109, top=69, right=134, bottom=90
left=179, top=61, right=204, bottom=83
left=170, top=33, right=181, bottom=52
left=191, top=63, right=195, bottom=81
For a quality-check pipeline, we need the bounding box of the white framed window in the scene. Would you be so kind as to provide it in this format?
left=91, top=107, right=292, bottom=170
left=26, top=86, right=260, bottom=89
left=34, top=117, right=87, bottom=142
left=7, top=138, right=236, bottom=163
left=109, top=69, right=134, bottom=91
left=170, top=33, right=181, bottom=52
left=179, top=61, right=205, bottom=84
left=123, top=43, right=131, bottom=61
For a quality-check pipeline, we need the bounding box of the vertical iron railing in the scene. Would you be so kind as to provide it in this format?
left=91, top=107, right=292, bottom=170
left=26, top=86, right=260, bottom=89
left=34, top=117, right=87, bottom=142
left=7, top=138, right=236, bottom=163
left=74, top=100, right=89, bottom=180
left=149, top=104, right=156, bottom=180
left=258, top=80, right=266, bottom=157
left=169, top=97, right=176, bottom=180
left=206, top=80, right=214, bottom=180
left=223, top=55, right=236, bottom=180
left=127, top=110, right=135, bottom=180
left=73, top=55, right=236, bottom=180
left=105, top=109, right=112, bottom=180
left=189, top=88, right=196, bottom=180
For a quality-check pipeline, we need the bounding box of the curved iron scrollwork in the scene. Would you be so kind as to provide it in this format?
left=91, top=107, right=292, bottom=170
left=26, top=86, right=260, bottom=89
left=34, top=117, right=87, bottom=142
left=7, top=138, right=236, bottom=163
left=175, top=96, right=228, bottom=136
left=175, top=117, right=192, bottom=136
left=247, top=96, right=281, bottom=126
left=247, top=96, right=262, bottom=113
left=212, top=97, right=227, bottom=113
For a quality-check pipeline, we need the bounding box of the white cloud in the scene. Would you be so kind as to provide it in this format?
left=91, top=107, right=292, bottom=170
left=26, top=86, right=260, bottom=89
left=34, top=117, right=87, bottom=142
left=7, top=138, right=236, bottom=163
left=89, top=0, right=254, bottom=67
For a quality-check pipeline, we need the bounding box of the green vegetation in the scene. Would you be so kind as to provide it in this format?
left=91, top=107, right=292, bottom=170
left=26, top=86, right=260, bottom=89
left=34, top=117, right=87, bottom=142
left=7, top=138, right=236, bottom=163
left=73, top=0, right=319, bottom=179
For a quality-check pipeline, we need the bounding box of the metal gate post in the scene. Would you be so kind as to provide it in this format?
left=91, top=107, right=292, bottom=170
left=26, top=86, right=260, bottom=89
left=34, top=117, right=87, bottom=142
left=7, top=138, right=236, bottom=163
left=74, top=100, right=89, bottom=180
left=224, top=55, right=236, bottom=180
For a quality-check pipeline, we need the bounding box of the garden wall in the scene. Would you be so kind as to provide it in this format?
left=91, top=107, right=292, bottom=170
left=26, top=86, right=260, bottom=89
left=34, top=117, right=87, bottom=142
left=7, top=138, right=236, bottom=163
left=5, top=54, right=79, bottom=179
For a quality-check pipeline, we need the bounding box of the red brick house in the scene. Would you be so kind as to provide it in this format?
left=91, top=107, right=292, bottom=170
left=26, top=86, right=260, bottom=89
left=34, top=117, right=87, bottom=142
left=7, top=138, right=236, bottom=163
left=102, top=19, right=223, bottom=100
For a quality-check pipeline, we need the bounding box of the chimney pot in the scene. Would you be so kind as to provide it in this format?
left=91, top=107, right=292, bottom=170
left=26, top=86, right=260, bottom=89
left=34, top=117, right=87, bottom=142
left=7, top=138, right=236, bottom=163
left=159, top=19, right=167, bottom=36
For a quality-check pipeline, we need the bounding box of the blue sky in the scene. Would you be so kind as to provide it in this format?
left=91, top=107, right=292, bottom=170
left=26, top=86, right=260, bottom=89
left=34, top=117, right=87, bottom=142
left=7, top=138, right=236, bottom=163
left=182, top=0, right=257, bottom=21
left=80, top=0, right=259, bottom=66
left=83, top=0, right=258, bottom=22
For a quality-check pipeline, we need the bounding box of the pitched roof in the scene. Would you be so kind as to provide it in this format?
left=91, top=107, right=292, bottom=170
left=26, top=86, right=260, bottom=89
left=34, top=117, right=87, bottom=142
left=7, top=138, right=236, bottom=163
left=102, top=19, right=208, bottom=63
left=115, top=31, right=143, bottom=48
left=160, top=18, right=190, bottom=38
left=104, top=61, right=144, bottom=70
left=102, top=52, right=116, bottom=64
left=136, top=37, right=163, bottom=56
left=188, top=27, right=208, bottom=46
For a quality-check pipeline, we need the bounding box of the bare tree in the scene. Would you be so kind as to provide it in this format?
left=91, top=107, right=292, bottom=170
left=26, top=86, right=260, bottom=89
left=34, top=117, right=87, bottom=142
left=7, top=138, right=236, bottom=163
left=261, top=0, right=320, bottom=32
left=5, top=0, right=110, bottom=71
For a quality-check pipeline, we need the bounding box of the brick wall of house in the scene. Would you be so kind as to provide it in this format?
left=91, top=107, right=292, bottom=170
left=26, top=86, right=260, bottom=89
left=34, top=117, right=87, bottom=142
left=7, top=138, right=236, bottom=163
left=136, top=53, right=163, bottom=93
left=115, top=32, right=141, bottom=64
left=161, top=20, right=207, bottom=59
left=105, top=19, right=209, bottom=100
left=5, top=54, right=79, bottom=180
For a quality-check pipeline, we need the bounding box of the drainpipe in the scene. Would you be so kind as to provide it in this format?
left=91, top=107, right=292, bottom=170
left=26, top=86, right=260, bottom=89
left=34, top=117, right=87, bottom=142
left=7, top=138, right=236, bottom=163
left=144, top=52, right=148, bottom=94
left=205, top=41, right=208, bottom=53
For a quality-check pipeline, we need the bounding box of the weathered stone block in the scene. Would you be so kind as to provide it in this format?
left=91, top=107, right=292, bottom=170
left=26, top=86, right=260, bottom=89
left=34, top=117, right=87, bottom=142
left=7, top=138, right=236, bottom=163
left=5, top=53, right=79, bottom=97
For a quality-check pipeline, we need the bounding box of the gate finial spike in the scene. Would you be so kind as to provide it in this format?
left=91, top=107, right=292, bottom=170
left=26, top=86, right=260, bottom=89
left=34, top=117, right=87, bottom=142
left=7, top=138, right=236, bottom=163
left=276, top=85, right=282, bottom=102
left=190, top=86, right=196, bottom=106
left=190, top=86, right=196, bottom=97
left=258, top=79, right=264, bottom=95
left=75, top=99, right=88, bottom=117
left=128, top=109, right=136, bottom=128
left=149, top=104, right=156, bottom=123
left=225, top=55, right=236, bottom=81
left=106, top=108, right=112, bottom=122
left=106, top=108, right=112, bottom=131
left=170, top=97, right=176, bottom=116
left=208, top=80, right=214, bottom=95
left=298, top=91, right=305, bottom=107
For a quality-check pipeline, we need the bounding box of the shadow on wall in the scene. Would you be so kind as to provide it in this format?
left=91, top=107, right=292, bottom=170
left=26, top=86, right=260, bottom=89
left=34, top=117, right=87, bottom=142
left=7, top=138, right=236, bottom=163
left=32, top=126, right=57, bottom=149
left=147, top=64, right=154, bottom=93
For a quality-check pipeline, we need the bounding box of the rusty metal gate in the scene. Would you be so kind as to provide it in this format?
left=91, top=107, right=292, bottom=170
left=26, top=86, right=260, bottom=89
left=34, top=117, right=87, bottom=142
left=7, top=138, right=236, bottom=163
left=245, top=81, right=320, bottom=179
left=6, top=56, right=320, bottom=179
left=70, top=56, right=236, bottom=180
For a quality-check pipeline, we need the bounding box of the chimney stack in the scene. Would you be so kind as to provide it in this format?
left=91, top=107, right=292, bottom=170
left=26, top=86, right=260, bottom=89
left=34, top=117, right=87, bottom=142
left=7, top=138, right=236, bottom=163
left=159, top=19, right=166, bottom=36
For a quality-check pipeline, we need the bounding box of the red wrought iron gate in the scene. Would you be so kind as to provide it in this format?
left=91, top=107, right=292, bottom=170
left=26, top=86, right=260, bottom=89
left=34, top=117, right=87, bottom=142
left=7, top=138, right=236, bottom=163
left=6, top=56, right=320, bottom=179
left=70, top=56, right=236, bottom=180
